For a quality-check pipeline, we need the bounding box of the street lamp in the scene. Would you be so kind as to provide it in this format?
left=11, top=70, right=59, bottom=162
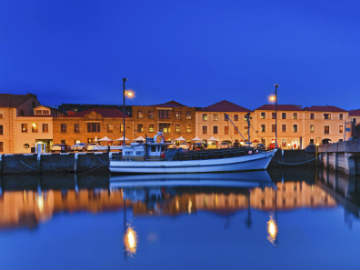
left=269, top=84, right=279, bottom=149
left=122, top=78, right=135, bottom=146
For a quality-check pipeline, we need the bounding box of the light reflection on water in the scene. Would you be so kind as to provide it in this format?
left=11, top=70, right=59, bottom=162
left=0, top=169, right=359, bottom=269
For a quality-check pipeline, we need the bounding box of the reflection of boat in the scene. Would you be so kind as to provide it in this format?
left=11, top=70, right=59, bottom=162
left=110, top=171, right=272, bottom=189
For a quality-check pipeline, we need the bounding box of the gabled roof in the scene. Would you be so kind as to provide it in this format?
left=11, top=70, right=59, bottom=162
left=154, top=100, right=185, bottom=107
left=349, top=109, right=360, bottom=116
left=255, top=104, right=303, bottom=111
left=201, top=100, right=250, bottom=112
left=65, top=107, right=127, bottom=118
left=0, top=94, right=37, bottom=108
left=303, top=105, right=347, bottom=112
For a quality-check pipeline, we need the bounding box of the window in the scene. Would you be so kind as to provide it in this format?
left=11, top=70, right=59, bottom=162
left=260, top=112, right=266, bottom=119
left=148, top=111, right=154, bottom=119
left=175, top=112, right=181, bottom=120
left=0, top=113, right=3, bottom=119
left=293, top=113, right=298, bottom=120
left=61, top=140, right=66, bottom=145
left=261, top=124, right=266, bottom=133
left=202, top=126, right=207, bottom=135
left=61, top=123, right=67, bottom=133
left=137, top=124, right=144, bottom=133
left=159, top=123, right=171, bottom=133
left=74, top=123, right=80, bottom=133
left=186, top=125, right=192, bottom=133
left=35, top=110, right=49, bottom=116
left=324, top=113, right=331, bottom=120
left=21, top=124, right=28, bottom=133
left=0, top=125, right=3, bottom=135
left=310, top=113, right=314, bottom=120
left=42, top=124, right=48, bottom=133
left=282, top=113, right=286, bottom=119
left=87, top=123, right=100, bottom=132
left=224, top=126, right=229, bottom=135
left=234, top=114, right=239, bottom=121
left=107, top=124, right=114, bottom=133
left=339, top=125, right=344, bottom=133
left=339, top=114, right=343, bottom=120
left=272, top=112, right=276, bottom=119
left=324, top=125, right=330, bottom=135
left=148, top=124, right=154, bottom=133
left=272, top=124, right=276, bottom=133
left=213, top=114, right=218, bottom=121
left=310, top=139, right=314, bottom=145
left=32, top=123, right=38, bottom=133
left=175, top=124, right=181, bottom=133
left=0, top=142, right=3, bottom=152
left=293, top=124, right=298, bottom=133
left=310, top=124, right=315, bottom=133
left=87, top=138, right=95, bottom=144
left=213, top=126, right=218, bottom=134
left=159, top=110, right=170, bottom=119
left=137, top=111, right=144, bottom=119
left=202, top=114, right=208, bottom=121
left=185, top=112, right=192, bottom=120
left=282, top=124, right=286, bottom=132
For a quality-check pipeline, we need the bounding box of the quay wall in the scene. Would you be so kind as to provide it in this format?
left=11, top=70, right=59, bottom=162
left=318, top=139, right=360, bottom=176
left=0, top=153, right=109, bottom=175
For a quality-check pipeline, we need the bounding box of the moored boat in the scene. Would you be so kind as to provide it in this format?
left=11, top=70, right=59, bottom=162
left=110, top=132, right=277, bottom=174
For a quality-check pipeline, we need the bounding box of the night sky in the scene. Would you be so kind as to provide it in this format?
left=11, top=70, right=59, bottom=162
left=1, top=0, right=359, bottom=110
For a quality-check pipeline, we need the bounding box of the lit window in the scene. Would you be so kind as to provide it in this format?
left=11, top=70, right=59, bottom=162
left=339, top=125, right=344, bottom=133
left=137, top=111, right=144, bottom=119
left=42, top=124, right=48, bottom=133
left=213, top=114, right=218, bottom=121
left=324, top=113, right=331, bottom=120
left=185, top=112, right=192, bottom=120
left=107, top=124, right=114, bottom=133
left=32, top=123, right=38, bottom=133
left=293, top=113, right=298, bottom=120
left=186, top=125, right=192, bottom=133
left=137, top=124, right=144, bottom=133
left=202, top=114, right=208, bottom=121
left=21, top=124, right=28, bottom=133
left=310, top=125, right=315, bottom=133
left=260, top=112, right=266, bottom=119
left=175, top=124, right=181, bottom=133
left=175, top=112, right=181, bottom=120
left=148, top=124, right=154, bottom=133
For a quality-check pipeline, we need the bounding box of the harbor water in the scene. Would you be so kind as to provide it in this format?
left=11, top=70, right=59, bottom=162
left=0, top=168, right=360, bottom=269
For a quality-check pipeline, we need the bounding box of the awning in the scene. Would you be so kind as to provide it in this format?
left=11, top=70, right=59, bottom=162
left=98, top=136, right=112, bottom=142
left=192, top=136, right=202, bottom=141
left=208, top=136, right=219, bottom=141
left=115, top=136, right=130, bottom=141
left=134, top=136, right=145, bottom=141
left=175, top=136, right=186, bottom=141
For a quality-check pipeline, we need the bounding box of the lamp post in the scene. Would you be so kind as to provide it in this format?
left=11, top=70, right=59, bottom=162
left=274, top=84, right=279, bottom=149
left=122, top=78, right=127, bottom=147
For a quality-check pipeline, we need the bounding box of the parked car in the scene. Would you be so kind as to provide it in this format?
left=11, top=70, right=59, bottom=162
left=51, top=144, right=69, bottom=152
left=71, top=143, right=87, bottom=151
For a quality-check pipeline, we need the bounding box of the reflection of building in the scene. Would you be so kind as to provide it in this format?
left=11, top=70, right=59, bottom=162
left=0, top=181, right=338, bottom=230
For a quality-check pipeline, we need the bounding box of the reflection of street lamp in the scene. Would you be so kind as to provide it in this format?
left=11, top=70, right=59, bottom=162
left=37, top=193, right=44, bottom=212
left=267, top=216, right=278, bottom=245
left=122, top=78, right=135, bottom=146
left=124, top=226, right=137, bottom=256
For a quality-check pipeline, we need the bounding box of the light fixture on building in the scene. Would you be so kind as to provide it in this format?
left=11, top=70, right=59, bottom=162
left=125, top=90, right=135, bottom=99
left=268, top=94, right=276, bottom=103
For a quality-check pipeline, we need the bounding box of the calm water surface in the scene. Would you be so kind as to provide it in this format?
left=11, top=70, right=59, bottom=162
left=0, top=169, right=360, bottom=269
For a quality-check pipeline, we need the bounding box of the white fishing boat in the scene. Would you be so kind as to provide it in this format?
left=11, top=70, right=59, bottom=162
left=110, top=132, right=277, bottom=174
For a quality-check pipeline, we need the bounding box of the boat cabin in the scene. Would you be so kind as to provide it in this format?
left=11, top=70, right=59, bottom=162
left=122, top=133, right=167, bottom=161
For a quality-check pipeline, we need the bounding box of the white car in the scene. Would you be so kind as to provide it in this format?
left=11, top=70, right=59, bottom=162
left=71, top=143, right=86, bottom=151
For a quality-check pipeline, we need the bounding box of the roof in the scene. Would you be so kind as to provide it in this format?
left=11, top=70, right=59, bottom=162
left=303, top=105, right=347, bottom=112
left=201, top=100, right=250, bottom=112
left=0, top=94, right=37, bottom=108
left=65, top=107, right=127, bottom=118
left=154, top=100, right=185, bottom=107
left=349, top=109, right=360, bottom=116
left=255, top=104, right=303, bottom=111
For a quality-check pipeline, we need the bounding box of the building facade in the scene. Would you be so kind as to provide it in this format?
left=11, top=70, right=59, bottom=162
left=131, top=101, right=196, bottom=142
left=195, top=100, right=250, bottom=146
left=53, top=108, right=133, bottom=145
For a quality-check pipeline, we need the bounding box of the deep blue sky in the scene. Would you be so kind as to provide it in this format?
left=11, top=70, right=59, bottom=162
left=1, top=0, right=359, bottom=109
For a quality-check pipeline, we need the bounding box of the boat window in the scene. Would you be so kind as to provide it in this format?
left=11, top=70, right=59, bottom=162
left=151, top=145, right=156, bottom=152
left=135, top=151, right=143, bottom=155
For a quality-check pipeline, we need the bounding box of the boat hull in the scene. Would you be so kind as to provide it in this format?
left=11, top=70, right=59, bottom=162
left=110, top=149, right=276, bottom=174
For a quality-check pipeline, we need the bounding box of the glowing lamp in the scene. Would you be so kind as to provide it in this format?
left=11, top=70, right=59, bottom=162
left=268, top=94, right=276, bottom=103
left=125, top=90, right=135, bottom=99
